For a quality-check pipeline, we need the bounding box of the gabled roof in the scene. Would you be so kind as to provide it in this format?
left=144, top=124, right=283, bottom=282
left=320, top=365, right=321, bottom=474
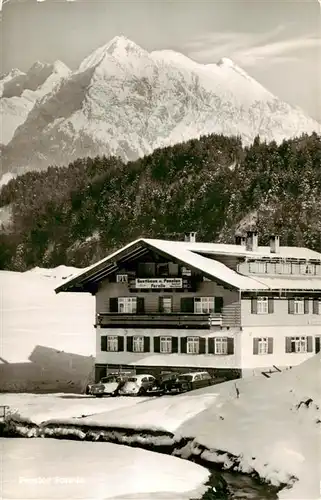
left=55, top=238, right=321, bottom=294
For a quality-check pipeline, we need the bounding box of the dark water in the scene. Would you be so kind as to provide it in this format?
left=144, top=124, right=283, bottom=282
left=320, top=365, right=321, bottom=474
left=219, top=471, right=279, bottom=499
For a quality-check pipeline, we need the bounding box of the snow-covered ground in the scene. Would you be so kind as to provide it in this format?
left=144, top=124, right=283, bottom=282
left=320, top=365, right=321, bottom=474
left=2, top=354, right=320, bottom=498
left=2, top=438, right=209, bottom=500
left=0, top=267, right=94, bottom=363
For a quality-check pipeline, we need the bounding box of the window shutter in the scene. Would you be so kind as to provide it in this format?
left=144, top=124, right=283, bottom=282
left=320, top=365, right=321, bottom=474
left=158, top=297, right=164, bottom=313
left=144, top=336, right=150, bottom=353
left=315, top=337, right=321, bottom=354
left=172, top=337, right=178, bottom=353
left=109, top=298, right=118, bottom=313
left=307, top=336, right=313, bottom=353
left=304, top=298, right=309, bottom=314
left=215, top=297, right=224, bottom=313
left=180, top=337, right=187, bottom=353
left=208, top=338, right=215, bottom=354
left=180, top=297, right=194, bottom=313
left=101, top=336, right=107, bottom=351
left=227, top=338, right=234, bottom=355
left=199, top=338, right=206, bottom=354
left=267, top=337, right=273, bottom=354
left=154, top=336, right=160, bottom=353
left=168, top=262, right=178, bottom=276
left=312, top=299, right=319, bottom=314
left=137, top=297, right=145, bottom=314
left=285, top=337, right=292, bottom=353
left=251, top=298, right=258, bottom=314
left=288, top=299, right=294, bottom=314
left=268, top=298, right=274, bottom=314
left=127, top=336, right=133, bottom=352
left=253, top=338, right=259, bottom=355
left=117, top=336, right=124, bottom=352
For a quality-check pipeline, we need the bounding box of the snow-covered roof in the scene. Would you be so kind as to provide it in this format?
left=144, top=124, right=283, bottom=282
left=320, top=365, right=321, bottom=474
left=145, top=239, right=321, bottom=261
left=55, top=238, right=321, bottom=294
left=245, top=276, right=321, bottom=291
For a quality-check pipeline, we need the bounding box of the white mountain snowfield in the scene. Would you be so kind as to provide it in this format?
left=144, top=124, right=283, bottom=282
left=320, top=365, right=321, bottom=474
left=0, top=61, right=71, bottom=145
left=2, top=439, right=210, bottom=500
left=1, top=266, right=320, bottom=499
left=1, top=36, right=320, bottom=177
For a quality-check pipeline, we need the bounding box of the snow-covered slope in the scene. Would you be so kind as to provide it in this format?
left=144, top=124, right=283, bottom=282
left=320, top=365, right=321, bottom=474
left=0, top=60, right=71, bottom=145
left=2, top=440, right=209, bottom=500
left=1, top=36, right=319, bottom=175
left=2, top=354, right=319, bottom=498
left=0, top=267, right=94, bottom=363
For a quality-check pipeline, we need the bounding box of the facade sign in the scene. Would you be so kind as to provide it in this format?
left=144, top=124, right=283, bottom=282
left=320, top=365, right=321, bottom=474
left=135, top=278, right=183, bottom=289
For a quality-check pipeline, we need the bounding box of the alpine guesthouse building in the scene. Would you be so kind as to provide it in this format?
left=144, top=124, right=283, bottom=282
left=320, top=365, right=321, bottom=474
left=55, top=231, right=321, bottom=382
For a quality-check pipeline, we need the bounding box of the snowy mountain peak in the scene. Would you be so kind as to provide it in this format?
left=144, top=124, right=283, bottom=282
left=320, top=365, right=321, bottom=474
left=78, top=36, right=147, bottom=72
left=28, top=60, right=49, bottom=72
left=51, top=60, right=71, bottom=76
left=1, top=36, right=320, bottom=174
left=106, top=35, right=144, bottom=54
left=0, top=68, right=24, bottom=81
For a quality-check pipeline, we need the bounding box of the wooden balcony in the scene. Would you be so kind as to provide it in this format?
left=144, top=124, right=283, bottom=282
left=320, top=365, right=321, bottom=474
left=97, top=313, right=222, bottom=329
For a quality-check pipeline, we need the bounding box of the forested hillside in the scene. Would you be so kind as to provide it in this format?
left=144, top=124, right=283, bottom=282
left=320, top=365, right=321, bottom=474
left=0, top=132, right=320, bottom=271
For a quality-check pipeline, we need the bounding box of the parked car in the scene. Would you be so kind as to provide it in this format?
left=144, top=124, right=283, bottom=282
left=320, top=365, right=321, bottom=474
left=85, top=383, right=94, bottom=395
left=163, top=371, right=214, bottom=393
left=118, top=374, right=158, bottom=396
left=91, top=375, right=127, bottom=397
left=158, top=371, right=182, bottom=394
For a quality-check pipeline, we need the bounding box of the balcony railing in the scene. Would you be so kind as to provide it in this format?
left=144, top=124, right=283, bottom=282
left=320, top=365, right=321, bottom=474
left=97, top=313, right=222, bottom=329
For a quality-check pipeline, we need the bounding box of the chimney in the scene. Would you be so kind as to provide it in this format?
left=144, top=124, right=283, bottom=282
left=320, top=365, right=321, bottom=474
left=270, top=235, right=280, bottom=254
left=235, top=234, right=246, bottom=246
left=184, top=232, right=197, bottom=243
left=246, top=230, right=258, bottom=252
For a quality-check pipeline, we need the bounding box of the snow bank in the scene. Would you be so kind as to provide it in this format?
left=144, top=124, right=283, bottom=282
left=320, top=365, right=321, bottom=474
left=2, top=438, right=209, bottom=500
left=2, top=354, right=320, bottom=498
left=178, top=353, right=321, bottom=499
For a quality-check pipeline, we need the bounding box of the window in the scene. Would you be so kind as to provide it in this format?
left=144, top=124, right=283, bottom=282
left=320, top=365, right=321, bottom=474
left=251, top=297, right=273, bottom=314
left=300, top=263, right=315, bottom=275
left=253, top=337, right=273, bottom=355
left=294, top=299, right=304, bottom=315
left=107, top=336, right=118, bottom=352
left=159, top=297, right=172, bottom=313
left=214, top=337, right=228, bottom=355
left=258, top=338, right=268, bottom=354
left=160, top=336, right=172, bottom=353
left=187, top=337, right=199, bottom=354
left=282, top=262, right=292, bottom=274
left=290, top=337, right=307, bottom=353
left=118, top=297, right=137, bottom=313
left=116, top=274, right=128, bottom=283
left=194, top=297, right=215, bottom=313
left=133, top=336, right=144, bottom=353
left=249, top=261, right=267, bottom=274
left=257, top=297, right=268, bottom=314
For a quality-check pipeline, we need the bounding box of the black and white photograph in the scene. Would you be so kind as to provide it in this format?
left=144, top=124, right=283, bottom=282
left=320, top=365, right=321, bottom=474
left=0, top=0, right=320, bottom=499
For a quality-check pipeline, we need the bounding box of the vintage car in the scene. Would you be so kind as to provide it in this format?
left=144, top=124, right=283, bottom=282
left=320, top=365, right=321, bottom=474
left=118, top=374, right=158, bottom=396
left=161, top=371, right=214, bottom=393
left=90, top=375, right=127, bottom=397
left=158, top=371, right=182, bottom=394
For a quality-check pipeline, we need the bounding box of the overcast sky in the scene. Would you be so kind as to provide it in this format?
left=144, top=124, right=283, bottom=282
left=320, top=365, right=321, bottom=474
left=1, top=0, right=320, bottom=121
